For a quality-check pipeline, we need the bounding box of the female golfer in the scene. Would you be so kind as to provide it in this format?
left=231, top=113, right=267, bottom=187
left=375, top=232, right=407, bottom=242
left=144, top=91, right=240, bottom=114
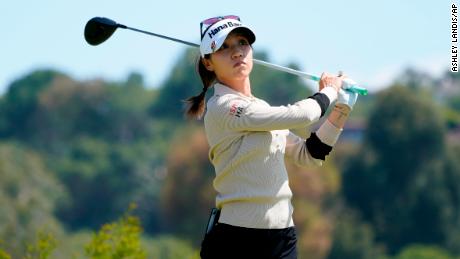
left=186, top=15, right=358, bottom=259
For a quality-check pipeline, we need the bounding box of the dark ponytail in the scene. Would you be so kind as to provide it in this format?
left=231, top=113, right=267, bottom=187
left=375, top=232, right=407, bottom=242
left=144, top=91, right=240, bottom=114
left=184, top=54, right=216, bottom=119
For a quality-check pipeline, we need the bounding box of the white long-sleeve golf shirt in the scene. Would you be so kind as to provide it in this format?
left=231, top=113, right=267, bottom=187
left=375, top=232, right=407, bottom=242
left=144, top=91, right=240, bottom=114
left=204, top=83, right=341, bottom=229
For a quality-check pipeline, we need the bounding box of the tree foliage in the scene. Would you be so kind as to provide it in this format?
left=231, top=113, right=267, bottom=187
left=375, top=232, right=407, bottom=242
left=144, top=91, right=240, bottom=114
left=0, top=142, right=64, bottom=258
left=395, top=244, right=454, bottom=259
left=287, top=157, right=340, bottom=258
left=85, top=204, right=146, bottom=259
left=149, top=48, right=202, bottom=119
left=250, top=52, right=312, bottom=106
left=143, top=235, right=199, bottom=259
left=159, top=127, right=215, bottom=242
left=0, top=49, right=459, bottom=258
left=327, top=210, right=386, bottom=259
left=24, top=231, right=58, bottom=259
left=342, top=85, right=460, bottom=254
left=0, top=70, right=64, bottom=139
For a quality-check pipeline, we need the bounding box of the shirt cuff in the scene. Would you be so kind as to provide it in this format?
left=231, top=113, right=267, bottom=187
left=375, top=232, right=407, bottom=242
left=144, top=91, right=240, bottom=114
left=316, top=119, right=342, bottom=146
left=320, top=86, right=338, bottom=104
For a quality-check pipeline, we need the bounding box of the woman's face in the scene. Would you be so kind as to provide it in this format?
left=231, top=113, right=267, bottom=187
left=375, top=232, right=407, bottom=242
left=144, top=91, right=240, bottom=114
left=203, top=32, right=253, bottom=83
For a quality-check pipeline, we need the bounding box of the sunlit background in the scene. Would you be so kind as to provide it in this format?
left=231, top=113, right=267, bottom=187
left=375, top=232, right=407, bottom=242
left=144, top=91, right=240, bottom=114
left=1, top=0, right=458, bottom=258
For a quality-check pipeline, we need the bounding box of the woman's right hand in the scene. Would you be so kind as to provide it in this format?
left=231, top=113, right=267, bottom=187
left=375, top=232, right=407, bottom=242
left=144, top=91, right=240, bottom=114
left=319, top=72, right=343, bottom=92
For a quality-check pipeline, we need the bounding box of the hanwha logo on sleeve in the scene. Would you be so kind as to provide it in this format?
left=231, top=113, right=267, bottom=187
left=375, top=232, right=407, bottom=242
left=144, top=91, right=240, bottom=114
left=229, top=102, right=244, bottom=117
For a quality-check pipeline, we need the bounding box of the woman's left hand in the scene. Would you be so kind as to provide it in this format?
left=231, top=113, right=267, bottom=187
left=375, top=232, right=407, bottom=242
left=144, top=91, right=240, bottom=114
left=319, top=72, right=342, bottom=92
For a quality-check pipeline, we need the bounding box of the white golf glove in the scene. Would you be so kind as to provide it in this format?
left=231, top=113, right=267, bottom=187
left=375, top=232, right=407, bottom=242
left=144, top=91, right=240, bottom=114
left=337, top=78, right=358, bottom=110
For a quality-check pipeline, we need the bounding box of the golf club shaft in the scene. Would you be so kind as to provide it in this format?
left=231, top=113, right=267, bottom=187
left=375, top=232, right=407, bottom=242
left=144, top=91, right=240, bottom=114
left=121, top=25, right=368, bottom=95
left=127, top=26, right=199, bottom=48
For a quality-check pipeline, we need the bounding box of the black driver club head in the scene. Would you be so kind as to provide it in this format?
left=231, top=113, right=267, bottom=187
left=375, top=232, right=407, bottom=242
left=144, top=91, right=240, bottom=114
left=84, top=17, right=124, bottom=45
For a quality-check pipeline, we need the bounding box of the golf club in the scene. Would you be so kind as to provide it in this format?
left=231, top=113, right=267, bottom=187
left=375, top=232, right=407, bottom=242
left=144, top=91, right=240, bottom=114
left=84, top=17, right=368, bottom=95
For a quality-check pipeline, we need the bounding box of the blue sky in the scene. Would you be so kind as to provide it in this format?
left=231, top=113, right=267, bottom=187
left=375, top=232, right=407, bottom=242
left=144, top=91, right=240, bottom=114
left=1, top=0, right=451, bottom=94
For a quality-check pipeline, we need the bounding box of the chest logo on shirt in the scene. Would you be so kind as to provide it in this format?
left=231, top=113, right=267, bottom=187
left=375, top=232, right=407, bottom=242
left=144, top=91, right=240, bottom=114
left=229, top=102, right=244, bottom=117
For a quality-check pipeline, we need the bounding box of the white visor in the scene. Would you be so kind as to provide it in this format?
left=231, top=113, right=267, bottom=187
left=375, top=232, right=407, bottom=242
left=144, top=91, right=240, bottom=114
left=200, top=18, right=256, bottom=57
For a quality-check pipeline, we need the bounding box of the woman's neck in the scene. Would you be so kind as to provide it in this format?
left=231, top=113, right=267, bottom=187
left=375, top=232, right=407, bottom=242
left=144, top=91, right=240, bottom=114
left=219, top=77, right=252, bottom=97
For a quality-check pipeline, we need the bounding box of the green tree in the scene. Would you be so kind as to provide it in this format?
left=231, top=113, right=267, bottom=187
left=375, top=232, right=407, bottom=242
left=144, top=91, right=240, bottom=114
left=442, top=71, right=460, bottom=129
left=286, top=157, right=341, bottom=259
left=160, top=127, right=215, bottom=242
left=33, top=75, right=154, bottom=147
left=149, top=48, right=202, bottom=119
left=342, top=85, right=457, bottom=254
left=85, top=205, right=146, bottom=259
left=0, top=70, right=167, bottom=233
left=395, top=244, right=454, bottom=259
left=144, top=235, right=199, bottom=259
left=394, top=68, right=435, bottom=90
left=0, top=70, right=156, bottom=150
left=0, top=250, right=10, bottom=259
left=327, top=210, right=385, bottom=259
left=24, top=231, right=57, bottom=259
left=0, top=142, right=64, bottom=258
left=0, top=70, right=63, bottom=139
left=443, top=145, right=460, bottom=254
left=55, top=137, right=163, bottom=232
left=250, top=52, right=312, bottom=106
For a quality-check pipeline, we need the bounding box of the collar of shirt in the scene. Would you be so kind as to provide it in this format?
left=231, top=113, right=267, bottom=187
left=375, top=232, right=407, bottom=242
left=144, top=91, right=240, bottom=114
left=213, top=82, right=257, bottom=101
